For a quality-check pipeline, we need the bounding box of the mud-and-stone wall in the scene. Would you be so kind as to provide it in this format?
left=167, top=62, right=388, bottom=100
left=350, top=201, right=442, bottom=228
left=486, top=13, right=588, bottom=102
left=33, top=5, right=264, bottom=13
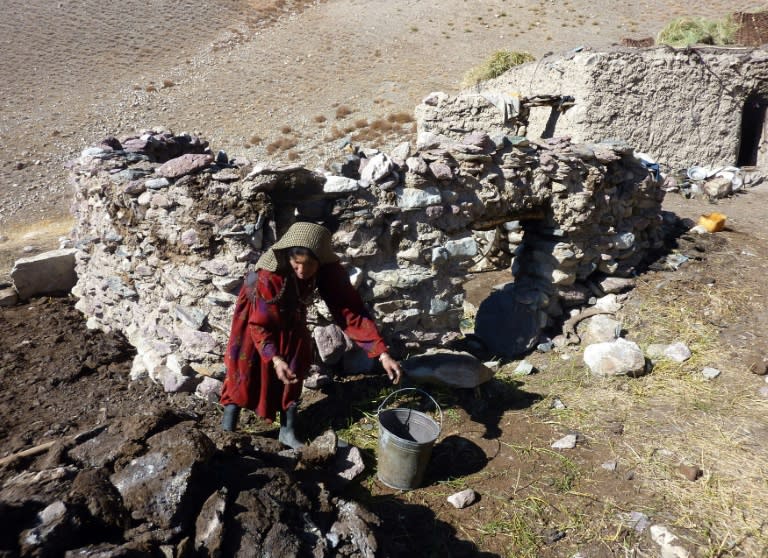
left=473, top=46, right=768, bottom=171
left=70, top=93, right=663, bottom=395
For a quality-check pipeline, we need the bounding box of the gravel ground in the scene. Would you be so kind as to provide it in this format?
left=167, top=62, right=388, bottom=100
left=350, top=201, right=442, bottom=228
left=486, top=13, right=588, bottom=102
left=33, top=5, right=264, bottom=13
left=0, top=0, right=750, bottom=274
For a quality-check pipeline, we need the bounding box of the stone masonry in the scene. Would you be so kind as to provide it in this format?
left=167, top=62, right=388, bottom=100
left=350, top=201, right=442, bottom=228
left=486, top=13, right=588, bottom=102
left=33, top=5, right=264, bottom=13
left=472, top=46, right=768, bottom=172
left=69, top=93, right=664, bottom=392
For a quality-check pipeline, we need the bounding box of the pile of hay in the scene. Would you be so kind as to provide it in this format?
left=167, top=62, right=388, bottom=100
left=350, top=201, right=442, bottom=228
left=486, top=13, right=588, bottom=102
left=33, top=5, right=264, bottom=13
left=462, top=50, right=535, bottom=87
left=656, top=16, right=738, bottom=47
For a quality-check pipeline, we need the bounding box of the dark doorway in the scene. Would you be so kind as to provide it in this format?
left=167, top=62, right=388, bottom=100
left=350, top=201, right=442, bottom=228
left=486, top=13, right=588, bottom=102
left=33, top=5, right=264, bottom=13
left=737, top=93, right=768, bottom=166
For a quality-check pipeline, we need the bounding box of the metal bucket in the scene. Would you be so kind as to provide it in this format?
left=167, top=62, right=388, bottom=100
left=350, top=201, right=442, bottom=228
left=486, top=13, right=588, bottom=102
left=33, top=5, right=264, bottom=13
left=377, top=388, right=442, bottom=490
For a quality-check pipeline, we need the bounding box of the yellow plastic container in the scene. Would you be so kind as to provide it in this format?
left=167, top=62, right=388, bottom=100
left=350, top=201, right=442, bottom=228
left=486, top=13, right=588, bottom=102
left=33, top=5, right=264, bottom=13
left=698, top=212, right=726, bottom=233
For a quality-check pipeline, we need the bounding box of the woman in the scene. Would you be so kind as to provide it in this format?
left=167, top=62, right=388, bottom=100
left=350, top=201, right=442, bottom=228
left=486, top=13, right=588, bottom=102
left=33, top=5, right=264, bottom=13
left=220, top=221, right=402, bottom=448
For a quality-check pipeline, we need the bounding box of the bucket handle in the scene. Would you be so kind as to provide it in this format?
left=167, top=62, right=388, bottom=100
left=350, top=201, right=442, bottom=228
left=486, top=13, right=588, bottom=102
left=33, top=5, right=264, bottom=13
left=377, top=387, right=443, bottom=435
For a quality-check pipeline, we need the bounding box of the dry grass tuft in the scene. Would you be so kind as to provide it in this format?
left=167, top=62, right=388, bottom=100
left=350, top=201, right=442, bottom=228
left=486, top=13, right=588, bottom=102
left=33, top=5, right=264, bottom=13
left=656, top=16, right=737, bottom=47
left=326, top=125, right=346, bottom=141
left=461, top=49, right=535, bottom=87
left=265, top=136, right=298, bottom=155
left=335, top=105, right=354, bottom=119
left=387, top=111, right=414, bottom=124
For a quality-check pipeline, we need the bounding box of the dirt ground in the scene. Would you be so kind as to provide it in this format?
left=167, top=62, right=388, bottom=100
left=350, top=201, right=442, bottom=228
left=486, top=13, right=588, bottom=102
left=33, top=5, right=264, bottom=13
left=2, top=0, right=768, bottom=556
left=2, top=185, right=768, bottom=557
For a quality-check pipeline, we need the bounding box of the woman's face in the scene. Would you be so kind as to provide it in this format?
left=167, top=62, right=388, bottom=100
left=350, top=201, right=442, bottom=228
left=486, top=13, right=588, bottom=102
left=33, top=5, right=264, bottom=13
left=289, top=253, right=319, bottom=280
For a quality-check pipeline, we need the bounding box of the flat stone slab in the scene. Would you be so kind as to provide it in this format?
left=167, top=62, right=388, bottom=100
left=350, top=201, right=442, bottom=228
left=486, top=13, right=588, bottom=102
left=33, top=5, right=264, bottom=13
left=403, top=350, right=494, bottom=388
left=11, top=249, right=78, bottom=300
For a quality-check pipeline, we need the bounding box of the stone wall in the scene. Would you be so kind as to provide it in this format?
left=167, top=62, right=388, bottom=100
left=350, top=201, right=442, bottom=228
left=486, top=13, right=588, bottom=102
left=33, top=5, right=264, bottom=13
left=470, top=46, right=768, bottom=171
left=70, top=106, right=663, bottom=391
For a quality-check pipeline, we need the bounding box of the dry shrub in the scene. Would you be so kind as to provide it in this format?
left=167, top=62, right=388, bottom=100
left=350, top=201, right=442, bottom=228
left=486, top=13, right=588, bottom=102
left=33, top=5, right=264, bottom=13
left=343, top=125, right=355, bottom=134
left=313, top=114, right=327, bottom=123
left=145, top=85, right=157, bottom=93
left=326, top=126, right=346, bottom=141
left=621, top=37, right=655, bottom=47
left=132, top=84, right=142, bottom=91
left=280, top=125, right=292, bottom=134
left=287, top=150, right=299, bottom=161
left=266, top=137, right=298, bottom=155
left=351, top=129, right=377, bottom=143
left=335, top=105, right=353, bottom=119
left=162, top=79, right=175, bottom=88
left=249, top=135, right=262, bottom=145
left=370, top=119, right=394, bottom=132
left=387, top=111, right=414, bottom=124
left=354, top=118, right=369, bottom=128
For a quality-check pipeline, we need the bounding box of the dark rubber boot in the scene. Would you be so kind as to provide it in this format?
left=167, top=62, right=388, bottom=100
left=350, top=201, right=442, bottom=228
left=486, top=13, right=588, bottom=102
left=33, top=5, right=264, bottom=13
left=278, top=403, right=304, bottom=449
left=221, top=404, right=240, bottom=432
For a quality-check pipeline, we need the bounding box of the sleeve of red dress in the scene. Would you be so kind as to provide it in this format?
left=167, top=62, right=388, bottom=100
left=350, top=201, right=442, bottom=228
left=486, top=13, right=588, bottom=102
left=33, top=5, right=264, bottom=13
left=317, top=262, right=388, bottom=358
left=246, top=270, right=283, bottom=364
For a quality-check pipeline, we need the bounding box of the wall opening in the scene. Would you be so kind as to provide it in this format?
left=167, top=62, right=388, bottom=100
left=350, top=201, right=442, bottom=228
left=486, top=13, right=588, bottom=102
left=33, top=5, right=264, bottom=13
left=737, top=93, right=768, bottom=167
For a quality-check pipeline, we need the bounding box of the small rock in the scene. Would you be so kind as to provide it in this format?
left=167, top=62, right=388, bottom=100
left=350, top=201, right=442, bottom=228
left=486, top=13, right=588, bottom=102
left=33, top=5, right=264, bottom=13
left=650, top=525, right=692, bottom=558
left=541, top=527, right=566, bottom=545
left=664, top=342, right=692, bottom=362
left=195, top=377, right=223, bottom=403
left=0, top=287, right=19, bottom=307
left=601, top=460, right=618, bottom=471
left=513, top=360, right=535, bottom=376
left=447, top=488, right=478, bottom=509
left=607, top=422, right=624, bottom=435
left=551, top=398, right=566, bottom=410
left=747, top=354, right=768, bottom=375
left=551, top=434, right=577, bottom=449
left=145, top=177, right=171, bottom=190
left=598, top=276, right=636, bottom=294
left=701, top=367, right=720, bottom=380
left=677, top=463, right=702, bottom=481
left=623, top=511, right=650, bottom=533
left=333, top=445, right=365, bottom=482
left=583, top=338, right=646, bottom=377
left=303, top=366, right=332, bottom=390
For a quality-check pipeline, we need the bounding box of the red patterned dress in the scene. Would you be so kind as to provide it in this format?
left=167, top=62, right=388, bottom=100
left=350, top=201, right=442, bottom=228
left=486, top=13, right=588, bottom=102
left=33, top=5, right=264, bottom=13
left=220, top=261, right=387, bottom=422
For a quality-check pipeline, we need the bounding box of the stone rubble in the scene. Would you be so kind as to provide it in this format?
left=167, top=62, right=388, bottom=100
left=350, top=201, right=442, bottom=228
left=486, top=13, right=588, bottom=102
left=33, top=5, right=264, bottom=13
left=2, top=408, right=378, bottom=557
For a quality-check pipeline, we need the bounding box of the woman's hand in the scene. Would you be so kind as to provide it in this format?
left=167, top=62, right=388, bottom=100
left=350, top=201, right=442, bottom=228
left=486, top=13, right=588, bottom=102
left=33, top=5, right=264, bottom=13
left=379, top=352, right=402, bottom=385
left=272, top=356, right=298, bottom=384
